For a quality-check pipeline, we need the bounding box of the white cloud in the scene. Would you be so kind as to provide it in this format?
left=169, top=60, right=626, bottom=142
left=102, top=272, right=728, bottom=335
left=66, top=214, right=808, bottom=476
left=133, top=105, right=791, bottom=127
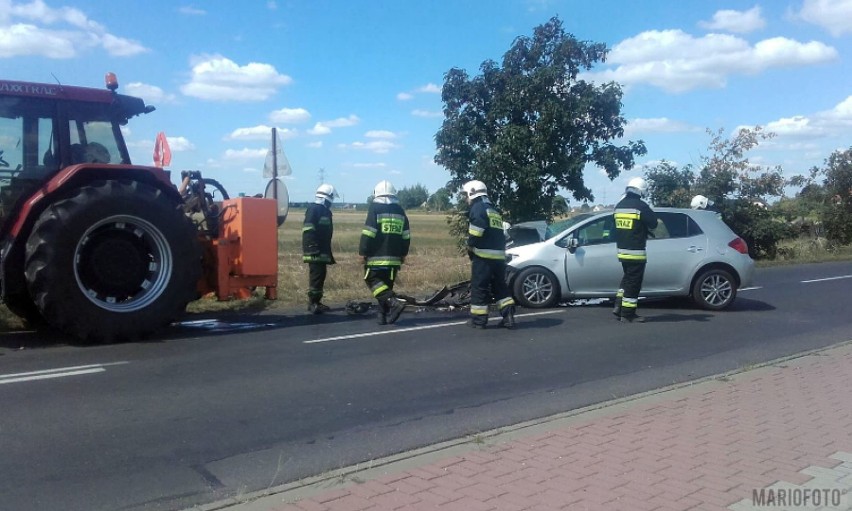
left=323, top=115, right=360, bottom=128
left=270, top=107, right=311, bottom=123
left=582, top=30, right=837, bottom=93
left=0, top=0, right=148, bottom=58
left=308, top=123, right=332, bottom=136
left=267, top=1, right=278, bottom=10
left=757, top=95, right=852, bottom=141
left=798, top=0, right=852, bottom=36
left=178, top=6, right=206, bottom=16
left=226, top=125, right=297, bottom=141
left=307, top=115, right=360, bottom=135
left=223, top=148, right=267, bottom=160
left=124, top=82, right=176, bottom=104
left=416, top=83, right=441, bottom=93
left=166, top=136, right=195, bottom=151
left=398, top=83, right=441, bottom=100
left=307, top=141, right=323, bottom=148
left=412, top=109, right=442, bottom=118
left=339, top=140, right=399, bottom=154
left=365, top=130, right=397, bottom=139
left=180, top=55, right=292, bottom=101
left=624, top=117, right=701, bottom=136
left=699, top=6, right=765, bottom=33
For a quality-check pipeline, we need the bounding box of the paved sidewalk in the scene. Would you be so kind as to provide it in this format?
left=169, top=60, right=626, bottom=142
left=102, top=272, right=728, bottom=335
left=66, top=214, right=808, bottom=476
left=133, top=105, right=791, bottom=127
left=203, top=342, right=852, bottom=511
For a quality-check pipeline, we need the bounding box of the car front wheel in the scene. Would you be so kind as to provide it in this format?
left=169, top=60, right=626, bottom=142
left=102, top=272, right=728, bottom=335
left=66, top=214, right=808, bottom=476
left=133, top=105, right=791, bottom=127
left=513, top=266, right=560, bottom=308
left=691, top=268, right=737, bottom=310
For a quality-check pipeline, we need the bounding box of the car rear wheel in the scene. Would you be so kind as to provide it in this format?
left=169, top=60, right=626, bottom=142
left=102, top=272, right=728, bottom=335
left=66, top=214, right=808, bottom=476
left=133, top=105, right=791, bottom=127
left=691, top=268, right=737, bottom=310
left=513, top=266, right=559, bottom=308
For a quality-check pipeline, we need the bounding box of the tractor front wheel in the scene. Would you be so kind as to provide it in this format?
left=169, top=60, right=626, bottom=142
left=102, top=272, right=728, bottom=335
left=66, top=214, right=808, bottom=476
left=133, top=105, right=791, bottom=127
left=24, top=180, right=201, bottom=342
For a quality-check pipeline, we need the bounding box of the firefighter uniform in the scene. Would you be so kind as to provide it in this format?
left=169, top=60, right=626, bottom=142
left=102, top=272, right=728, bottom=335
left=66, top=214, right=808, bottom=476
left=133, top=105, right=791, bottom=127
left=302, top=186, right=336, bottom=313
left=466, top=191, right=515, bottom=329
left=613, top=189, right=658, bottom=322
left=359, top=186, right=411, bottom=325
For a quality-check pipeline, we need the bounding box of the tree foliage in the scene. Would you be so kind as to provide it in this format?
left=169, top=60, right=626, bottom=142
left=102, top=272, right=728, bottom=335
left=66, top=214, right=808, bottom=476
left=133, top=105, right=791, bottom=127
left=426, top=186, right=452, bottom=211
left=643, top=126, right=793, bottom=259
left=820, top=147, right=852, bottom=244
left=644, top=160, right=694, bottom=207
left=434, top=16, right=646, bottom=224
left=397, top=183, right=430, bottom=210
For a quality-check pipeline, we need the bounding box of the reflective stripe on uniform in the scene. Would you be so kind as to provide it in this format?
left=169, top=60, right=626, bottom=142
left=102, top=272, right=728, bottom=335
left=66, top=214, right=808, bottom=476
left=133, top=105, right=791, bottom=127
left=617, top=248, right=646, bottom=261
left=498, top=297, right=515, bottom=309
left=468, top=224, right=485, bottom=237
left=471, top=304, right=489, bottom=315
left=621, top=297, right=638, bottom=309
left=472, top=247, right=506, bottom=260
left=361, top=226, right=377, bottom=238
left=366, top=256, right=402, bottom=266
left=371, top=283, right=389, bottom=297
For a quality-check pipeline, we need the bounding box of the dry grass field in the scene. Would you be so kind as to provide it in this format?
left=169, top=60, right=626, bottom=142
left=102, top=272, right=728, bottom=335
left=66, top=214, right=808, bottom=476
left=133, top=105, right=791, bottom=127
left=189, top=208, right=470, bottom=312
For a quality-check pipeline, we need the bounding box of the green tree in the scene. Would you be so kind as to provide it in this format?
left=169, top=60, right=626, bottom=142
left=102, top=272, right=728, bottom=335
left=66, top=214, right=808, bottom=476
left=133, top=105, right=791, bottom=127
left=644, top=160, right=694, bottom=207
left=818, top=147, right=852, bottom=244
left=693, top=126, right=791, bottom=259
left=434, top=16, right=646, bottom=224
left=427, top=187, right=452, bottom=211
left=397, top=183, right=430, bottom=210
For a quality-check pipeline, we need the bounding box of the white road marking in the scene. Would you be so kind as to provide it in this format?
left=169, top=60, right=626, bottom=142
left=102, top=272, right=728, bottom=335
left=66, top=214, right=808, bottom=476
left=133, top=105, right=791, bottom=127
left=0, top=362, right=128, bottom=385
left=304, top=309, right=565, bottom=344
left=739, top=286, right=762, bottom=291
left=801, top=275, right=852, bottom=284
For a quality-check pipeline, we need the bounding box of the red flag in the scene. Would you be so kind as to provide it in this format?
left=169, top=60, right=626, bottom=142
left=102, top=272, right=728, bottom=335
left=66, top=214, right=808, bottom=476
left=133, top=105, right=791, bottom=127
left=153, top=132, right=171, bottom=168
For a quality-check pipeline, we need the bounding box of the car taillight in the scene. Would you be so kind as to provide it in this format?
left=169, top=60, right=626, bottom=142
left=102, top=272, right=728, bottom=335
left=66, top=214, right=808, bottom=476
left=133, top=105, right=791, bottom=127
left=728, top=237, right=749, bottom=254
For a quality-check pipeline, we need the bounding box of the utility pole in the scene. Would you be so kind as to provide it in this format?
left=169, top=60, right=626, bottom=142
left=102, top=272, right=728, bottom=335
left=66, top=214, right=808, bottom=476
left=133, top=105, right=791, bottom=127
left=318, top=167, right=325, bottom=184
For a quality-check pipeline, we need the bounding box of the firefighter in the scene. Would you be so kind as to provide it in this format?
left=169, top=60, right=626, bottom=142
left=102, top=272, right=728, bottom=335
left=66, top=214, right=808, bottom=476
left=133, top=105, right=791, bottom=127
left=613, top=177, right=658, bottom=323
left=302, top=183, right=337, bottom=314
left=463, top=180, right=515, bottom=329
left=359, top=180, right=410, bottom=325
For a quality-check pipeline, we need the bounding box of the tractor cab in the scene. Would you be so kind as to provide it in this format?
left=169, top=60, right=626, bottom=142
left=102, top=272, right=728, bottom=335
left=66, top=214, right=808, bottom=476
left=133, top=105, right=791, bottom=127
left=0, top=74, right=153, bottom=231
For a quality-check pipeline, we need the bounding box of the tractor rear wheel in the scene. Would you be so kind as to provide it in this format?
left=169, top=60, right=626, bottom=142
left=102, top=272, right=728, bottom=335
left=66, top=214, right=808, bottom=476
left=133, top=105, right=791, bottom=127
left=24, top=180, right=201, bottom=342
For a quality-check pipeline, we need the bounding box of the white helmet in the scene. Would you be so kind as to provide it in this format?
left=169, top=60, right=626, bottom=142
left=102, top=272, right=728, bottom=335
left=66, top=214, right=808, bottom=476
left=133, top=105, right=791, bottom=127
left=316, top=183, right=337, bottom=201
left=691, top=194, right=710, bottom=209
left=626, top=177, right=647, bottom=197
left=373, top=180, right=396, bottom=198
left=463, top=180, right=488, bottom=200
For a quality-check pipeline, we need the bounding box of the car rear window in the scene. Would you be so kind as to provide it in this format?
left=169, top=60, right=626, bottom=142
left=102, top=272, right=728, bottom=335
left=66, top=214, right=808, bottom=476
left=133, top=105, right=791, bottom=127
left=654, top=212, right=703, bottom=239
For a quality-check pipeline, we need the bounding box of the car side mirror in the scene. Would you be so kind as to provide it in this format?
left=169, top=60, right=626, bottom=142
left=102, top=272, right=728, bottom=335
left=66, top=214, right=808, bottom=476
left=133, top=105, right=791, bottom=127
left=567, top=237, right=579, bottom=253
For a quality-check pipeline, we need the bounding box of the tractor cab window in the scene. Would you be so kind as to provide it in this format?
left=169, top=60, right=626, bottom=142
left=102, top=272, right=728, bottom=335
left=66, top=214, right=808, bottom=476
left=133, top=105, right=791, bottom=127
left=67, top=102, right=125, bottom=165
left=0, top=97, right=59, bottom=186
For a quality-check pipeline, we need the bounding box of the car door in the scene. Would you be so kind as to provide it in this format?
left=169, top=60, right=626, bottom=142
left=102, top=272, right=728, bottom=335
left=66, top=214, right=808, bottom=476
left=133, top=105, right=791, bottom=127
left=561, top=215, right=622, bottom=295
left=644, top=211, right=709, bottom=293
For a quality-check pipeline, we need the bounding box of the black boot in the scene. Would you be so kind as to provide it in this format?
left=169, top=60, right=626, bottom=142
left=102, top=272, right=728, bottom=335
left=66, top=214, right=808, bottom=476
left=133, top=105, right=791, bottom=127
left=498, top=306, right=516, bottom=329
left=469, top=316, right=488, bottom=329
left=308, top=296, right=329, bottom=314
left=387, top=297, right=406, bottom=324
left=377, top=299, right=388, bottom=325
left=612, top=299, right=622, bottom=319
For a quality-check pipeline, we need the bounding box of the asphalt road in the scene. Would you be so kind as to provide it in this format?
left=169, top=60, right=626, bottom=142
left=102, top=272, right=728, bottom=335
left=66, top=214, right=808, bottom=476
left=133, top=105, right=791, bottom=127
left=0, top=261, right=850, bottom=511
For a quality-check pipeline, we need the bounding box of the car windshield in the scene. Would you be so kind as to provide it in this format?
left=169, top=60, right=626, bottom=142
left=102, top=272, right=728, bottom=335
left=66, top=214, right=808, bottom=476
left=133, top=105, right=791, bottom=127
left=545, top=213, right=595, bottom=239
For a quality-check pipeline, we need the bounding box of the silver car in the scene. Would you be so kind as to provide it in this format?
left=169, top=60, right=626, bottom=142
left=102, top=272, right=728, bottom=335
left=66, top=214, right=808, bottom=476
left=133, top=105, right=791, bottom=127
left=505, top=208, right=755, bottom=310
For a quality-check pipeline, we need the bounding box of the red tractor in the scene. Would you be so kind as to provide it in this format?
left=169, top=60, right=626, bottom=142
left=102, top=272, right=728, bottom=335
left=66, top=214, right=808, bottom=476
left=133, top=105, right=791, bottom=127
left=0, top=74, right=279, bottom=342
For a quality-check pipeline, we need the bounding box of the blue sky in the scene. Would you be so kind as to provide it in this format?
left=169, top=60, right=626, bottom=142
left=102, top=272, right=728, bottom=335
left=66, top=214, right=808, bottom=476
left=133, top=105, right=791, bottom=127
left=2, top=0, right=851, bottom=205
